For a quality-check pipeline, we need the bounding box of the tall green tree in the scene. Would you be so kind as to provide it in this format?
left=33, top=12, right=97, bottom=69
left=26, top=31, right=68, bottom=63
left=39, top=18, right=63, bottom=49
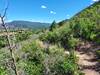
left=49, top=20, right=57, bottom=31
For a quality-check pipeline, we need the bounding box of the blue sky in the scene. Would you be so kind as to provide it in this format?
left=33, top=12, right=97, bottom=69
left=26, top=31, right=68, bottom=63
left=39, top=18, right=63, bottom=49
left=0, top=0, right=99, bottom=23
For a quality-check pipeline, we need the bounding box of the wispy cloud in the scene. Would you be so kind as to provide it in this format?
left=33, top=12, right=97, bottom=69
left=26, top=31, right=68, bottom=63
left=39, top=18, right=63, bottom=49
left=41, top=5, right=47, bottom=9
left=6, top=20, right=13, bottom=22
left=92, top=0, right=99, bottom=2
left=50, top=11, right=56, bottom=14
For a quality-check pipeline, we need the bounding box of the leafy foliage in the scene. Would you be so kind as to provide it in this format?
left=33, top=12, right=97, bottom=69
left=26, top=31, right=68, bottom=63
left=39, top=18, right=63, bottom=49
left=15, top=30, right=32, bottom=42
left=0, top=36, right=7, bottom=48
left=20, top=40, right=81, bottom=75
left=0, top=66, right=7, bottom=75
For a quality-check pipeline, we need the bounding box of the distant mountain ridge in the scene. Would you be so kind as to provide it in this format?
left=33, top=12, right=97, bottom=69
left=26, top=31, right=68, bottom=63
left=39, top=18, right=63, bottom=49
left=6, top=20, right=50, bottom=29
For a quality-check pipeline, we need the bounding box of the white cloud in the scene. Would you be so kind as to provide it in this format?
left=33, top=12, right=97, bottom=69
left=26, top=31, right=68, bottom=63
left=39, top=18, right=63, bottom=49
left=90, top=2, right=93, bottom=4
left=67, top=14, right=70, bottom=17
left=50, top=11, right=56, bottom=14
left=92, top=0, right=99, bottom=2
left=41, top=5, right=47, bottom=9
left=90, top=0, right=99, bottom=5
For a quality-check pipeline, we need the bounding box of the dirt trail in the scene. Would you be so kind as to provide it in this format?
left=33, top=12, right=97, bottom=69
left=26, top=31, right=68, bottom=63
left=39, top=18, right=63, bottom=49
left=76, top=51, right=100, bottom=75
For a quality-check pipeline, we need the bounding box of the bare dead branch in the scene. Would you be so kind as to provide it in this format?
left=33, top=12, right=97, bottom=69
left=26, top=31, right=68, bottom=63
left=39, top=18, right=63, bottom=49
left=0, top=0, right=19, bottom=75
left=2, top=1, right=9, bottom=18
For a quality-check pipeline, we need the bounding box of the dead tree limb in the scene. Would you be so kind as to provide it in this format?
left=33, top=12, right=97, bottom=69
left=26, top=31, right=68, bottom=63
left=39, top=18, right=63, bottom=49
left=0, top=2, right=18, bottom=75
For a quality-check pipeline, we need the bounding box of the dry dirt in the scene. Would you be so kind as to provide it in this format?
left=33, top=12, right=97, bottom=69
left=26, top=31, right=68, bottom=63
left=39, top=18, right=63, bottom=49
left=76, top=51, right=100, bottom=75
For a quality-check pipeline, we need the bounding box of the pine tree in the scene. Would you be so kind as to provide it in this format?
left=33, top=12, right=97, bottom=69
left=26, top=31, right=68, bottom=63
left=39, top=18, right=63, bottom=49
left=49, top=20, right=57, bottom=31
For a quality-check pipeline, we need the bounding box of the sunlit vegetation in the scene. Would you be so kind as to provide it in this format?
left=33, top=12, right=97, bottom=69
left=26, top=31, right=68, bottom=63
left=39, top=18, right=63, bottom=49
left=16, top=39, right=82, bottom=75
left=0, top=30, right=33, bottom=48
left=40, top=1, right=100, bottom=47
left=0, top=1, right=100, bottom=75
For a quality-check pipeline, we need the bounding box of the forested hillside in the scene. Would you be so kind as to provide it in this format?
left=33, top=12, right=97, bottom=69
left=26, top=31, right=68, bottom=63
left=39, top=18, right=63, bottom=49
left=4, top=21, right=50, bottom=29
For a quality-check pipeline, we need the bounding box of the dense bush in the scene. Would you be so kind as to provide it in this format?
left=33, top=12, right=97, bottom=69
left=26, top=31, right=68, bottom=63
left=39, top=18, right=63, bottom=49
left=40, top=24, right=79, bottom=49
left=52, top=51, right=82, bottom=75
left=21, top=40, right=81, bottom=75
left=0, top=66, right=7, bottom=75
left=21, top=40, right=45, bottom=75
left=15, top=30, right=33, bottom=42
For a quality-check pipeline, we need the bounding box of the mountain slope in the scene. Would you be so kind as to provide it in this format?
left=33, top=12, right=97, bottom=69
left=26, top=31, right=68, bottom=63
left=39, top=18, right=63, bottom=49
left=58, top=1, right=100, bottom=28
left=57, top=1, right=100, bottom=39
left=69, top=1, right=100, bottom=29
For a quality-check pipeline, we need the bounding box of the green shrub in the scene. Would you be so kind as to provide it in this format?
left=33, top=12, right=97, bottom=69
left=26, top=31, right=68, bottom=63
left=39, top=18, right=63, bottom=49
left=67, top=35, right=79, bottom=49
left=16, top=30, right=32, bottom=42
left=21, top=40, right=81, bottom=75
left=53, top=51, right=82, bottom=75
left=21, top=40, right=45, bottom=75
left=0, top=36, right=7, bottom=48
left=0, top=66, right=7, bottom=75
left=24, top=61, right=43, bottom=75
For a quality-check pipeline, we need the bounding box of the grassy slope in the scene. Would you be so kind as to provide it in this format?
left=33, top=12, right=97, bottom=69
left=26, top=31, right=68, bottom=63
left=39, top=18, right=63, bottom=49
left=58, top=1, right=100, bottom=31
left=44, top=1, right=100, bottom=44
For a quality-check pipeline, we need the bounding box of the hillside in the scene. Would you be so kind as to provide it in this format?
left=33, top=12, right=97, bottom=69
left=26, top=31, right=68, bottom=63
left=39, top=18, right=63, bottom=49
left=43, top=1, right=100, bottom=43
left=6, top=20, right=50, bottom=29
left=40, top=1, right=100, bottom=75
left=69, top=1, right=100, bottom=29
left=58, top=1, right=100, bottom=29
